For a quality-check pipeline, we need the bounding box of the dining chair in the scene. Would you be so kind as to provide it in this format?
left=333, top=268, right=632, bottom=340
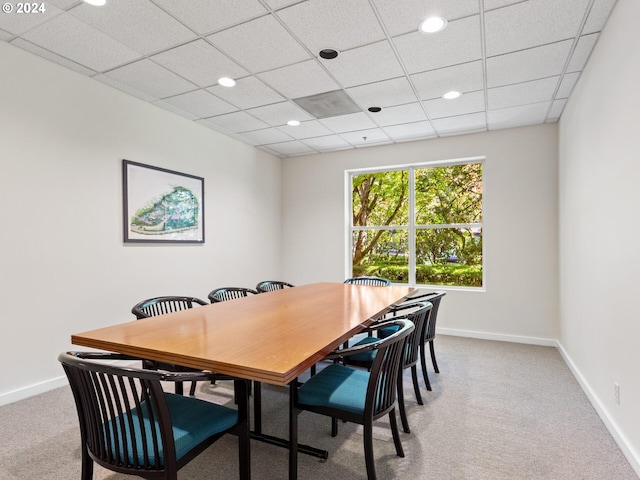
left=255, top=280, right=295, bottom=293
left=389, top=291, right=447, bottom=390
left=131, top=296, right=213, bottom=396
left=208, top=287, right=258, bottom=303
left=344, top=276, right=391, bottom=286
left=344, top=302, right=433, bottom=433
left=59, top=351, right=251, bottom=480
left=290, top=318, right=414, bottom=480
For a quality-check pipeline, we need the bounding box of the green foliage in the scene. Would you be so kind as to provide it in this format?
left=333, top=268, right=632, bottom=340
left=353, top=262, right=482, bottom=287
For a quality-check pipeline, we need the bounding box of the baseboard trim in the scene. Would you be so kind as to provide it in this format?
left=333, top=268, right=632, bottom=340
left=438, top=327, right=558, bottom=347
left=0, top=375, right=68, bottom=407
left=556, top=342, right=640, bottom=477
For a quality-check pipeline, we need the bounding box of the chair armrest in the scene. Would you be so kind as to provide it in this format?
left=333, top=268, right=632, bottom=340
left=326, top=319, right=414, bottom=360
left=385, top=301, right=427, bottom=315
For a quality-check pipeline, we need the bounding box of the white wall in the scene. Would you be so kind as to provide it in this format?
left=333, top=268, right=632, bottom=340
left=0, top=42, right=282, bottom=404
left=558, top=0, right=640, bottom=471
left=281, top=124, right=559, bottom=342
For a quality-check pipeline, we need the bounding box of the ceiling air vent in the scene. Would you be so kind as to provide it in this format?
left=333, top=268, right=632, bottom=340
left=293, top=90, right=361, bottom=119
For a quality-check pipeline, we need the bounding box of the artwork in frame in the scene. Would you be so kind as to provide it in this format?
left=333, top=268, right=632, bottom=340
left=122, top=160, right=204, bottom=243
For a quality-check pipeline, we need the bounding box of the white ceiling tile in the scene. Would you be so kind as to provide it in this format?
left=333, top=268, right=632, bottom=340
left=556, top=72, right=581, bottom=98
left=487, top=40, right=573, bottom=87
left=246, top=101, right=314, bottom=126
left=70, top=0, right=196, bottom=55
left=207, top=76, right=285, bottom=110
left=484, top=0, right=590, bottom=57
left=264, top=140, right=316, bottom=156
left=373, top=0, right=479, bottom=37
left=425, top=91, right=486, bottom=119
left=262, top=0, right=299, bottom=9
left=104, top=59, right=197, bottom=99
left=152, top=0, right=268, bottom=35
left=94, top=74, right=159, bottom=102
left=582, top=0, right=618, bottom=34
left=393, top=15, right=482, bottom=74
left=162, top=90, right=238, bottom=118
left=276, top=0, right=385, bottom=52
left=46, top=0, right=80, bottom=8
left=21, top=13, right=141, bottom=71
left=319, top=112, right=377, bottom=133
left=320, top=40, right=405, bottom=88
left=488, top=76, right=559, bottom=110
left=301, top=135, right=353, bottom=151
left=0, top=3, right=63, bottom=35
left=151, top=40, right=248, bottom=88
left=208, top=15, right=311, bottom=74
left=383, top=121, right=436, bottom=140
left=10, top=38, right=97, bottom=75
left=340, top=128, right=391, bottom=146
left=548, top=98, right=567, bottom=119
left=240, top=127, right=295, bottom=145
left=369, top=103, right=427, bottom=127
left=411, top=61, right=484, bottom=100
left=0, top=29, right=13, bottom=41
left=432, top=112, right=487, bottom=133
left=258, top=60, right=341, bottom=99
left=201, top=111, right=269, bottom=133
left=483, top=0, right=526, bottom=11
left=567, top=33, right=599, bottom=72
left=196, top=118, right=234, bottom=136
left=346, top=77, right=418, bottom=108
left=152, top=100, right=199, bottom=121
left=277, top=120, right=334, bottom=139
left=487, top=102, right=551, bottom=130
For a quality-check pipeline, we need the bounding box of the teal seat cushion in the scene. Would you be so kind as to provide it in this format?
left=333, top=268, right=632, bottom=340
left=347, top=336, right=379, bottom=363
left=378, top=325, right=400, bottom=338
left=107, top=392, right=238, bottom=467
left=298, top=364, right=370, bottom=415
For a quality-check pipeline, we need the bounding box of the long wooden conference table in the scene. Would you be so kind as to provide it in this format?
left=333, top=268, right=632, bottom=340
left=71, top=282, right=415, bottom=479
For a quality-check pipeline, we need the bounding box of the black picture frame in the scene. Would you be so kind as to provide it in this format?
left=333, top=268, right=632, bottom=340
left=122, top=160, right=204, bottom=243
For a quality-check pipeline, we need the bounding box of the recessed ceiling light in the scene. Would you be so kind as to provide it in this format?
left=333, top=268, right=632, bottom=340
left=368, top=107, right=382, bottom=113
left=442, top=90, right=462, bottom=100
left=83, top=0, right=106, bottom=5
left=287, top=120, right=301, bottom=126
left=319, top=49, right=339, bottom=60
left=419, top=16, right=447, bottom=33
left=218, top=77, right=236, bottom=87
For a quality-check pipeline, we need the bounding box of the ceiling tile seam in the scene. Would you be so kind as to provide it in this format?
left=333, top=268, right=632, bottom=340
left=1, top=7, right=66, bottom=38
left=366, top=0, right=437, bottom=134
left=10, top=37, right=98, bottom=75
left=482, top=0, right=528, bottom=13
left=479, top=0, right=490, bottom=130
left=543, top=0, right=597, bottom=122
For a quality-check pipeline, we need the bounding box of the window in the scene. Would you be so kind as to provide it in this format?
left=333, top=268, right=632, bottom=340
left=348, top=160, right=483, bottom=288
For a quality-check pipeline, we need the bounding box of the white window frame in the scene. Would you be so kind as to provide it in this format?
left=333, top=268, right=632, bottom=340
left=345, top=156, right=485, bottom=289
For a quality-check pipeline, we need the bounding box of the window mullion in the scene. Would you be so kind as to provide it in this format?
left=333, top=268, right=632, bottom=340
left=408, top=167, right=416, bottom=285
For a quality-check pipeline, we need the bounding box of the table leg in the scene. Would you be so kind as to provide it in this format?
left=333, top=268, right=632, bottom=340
left=289, top=380, right=298, bottom=480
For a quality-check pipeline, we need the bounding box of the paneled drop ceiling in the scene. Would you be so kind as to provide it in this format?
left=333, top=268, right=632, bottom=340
left=0, top=0, right=617, bottom=157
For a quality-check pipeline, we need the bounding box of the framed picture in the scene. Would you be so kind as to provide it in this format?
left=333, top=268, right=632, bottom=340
left=122, top=160, right=204, bottom=243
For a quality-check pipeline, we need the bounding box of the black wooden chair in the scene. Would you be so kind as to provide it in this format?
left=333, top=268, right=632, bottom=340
left=344, top=276, right=391, bottom=286
left=290, top=319, right=414, bottom=480
left=59, top=351, right=251, bottom=480
left=131, top=296, right=211, bottom=396
left=255, top=280, right=295, bottom=293
left=208, top=287, right=258, bottom=303
left=389, top=291, right=446, bottom=390
left=344, top=302, right=433, bottom=433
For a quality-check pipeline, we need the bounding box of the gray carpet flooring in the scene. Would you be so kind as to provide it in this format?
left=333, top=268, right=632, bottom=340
left=0, top=335, right=637, bottom=480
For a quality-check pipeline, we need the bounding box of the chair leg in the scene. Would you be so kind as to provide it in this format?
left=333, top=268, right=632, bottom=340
left=189, top=381, right=197, bottom=396
left=411, top=365, right=423, bottom=405
left=331, top=417, right=339, bottom=437
left=389, top=410, right=405, bottom=458
left=397, top=374, right=410, bottom=434
left=363, top=421, right=377, bottom=480
left=419, top=343, right=432, bottom=391
left=429, top=340, right=440, bottom=374
left=81, top=445, right=93, bottom=480
left=175, top=381, right=184, bottom=395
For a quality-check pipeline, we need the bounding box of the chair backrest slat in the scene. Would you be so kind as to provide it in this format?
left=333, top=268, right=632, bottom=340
left=344, top=276, right=391, bottom=286
left=131, top=296, right=208, bottom=319
left=256, top=281, right=295, bottom=293
left=208, top=287, right=258, bottom=303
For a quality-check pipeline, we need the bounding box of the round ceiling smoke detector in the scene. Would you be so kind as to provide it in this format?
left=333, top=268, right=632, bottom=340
left=319, top=49, right=339, bottom=60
